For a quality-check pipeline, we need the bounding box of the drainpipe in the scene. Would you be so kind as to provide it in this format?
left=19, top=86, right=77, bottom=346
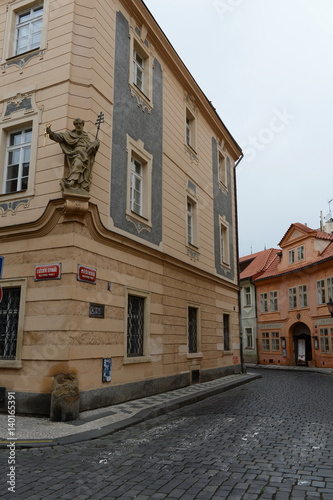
left=234, top=153, right=245, bottom=373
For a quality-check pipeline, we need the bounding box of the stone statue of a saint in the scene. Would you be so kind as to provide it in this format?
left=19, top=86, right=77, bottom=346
left=47, top=118, right=100, bottom=195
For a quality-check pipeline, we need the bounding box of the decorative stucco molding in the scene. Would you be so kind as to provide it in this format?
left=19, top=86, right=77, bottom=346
left=63, top=195, right=90, bottom=224
left=1, top=90, right=38, bottom=121
left=0, top=198, right=30, bottom=216
left=129, top=87, right=152, bottom=114
left=184, top=92, right=198, bottom=116
left=126, top=215, right=151, bottom=234
left=184, top=145, right=199, bottom=164
left=1, top=50, right=45, bottom=74
left=186, top=247, right=200, bottom=261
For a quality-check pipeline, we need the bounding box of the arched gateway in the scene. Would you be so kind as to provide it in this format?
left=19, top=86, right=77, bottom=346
left=291, top=322, right=312, bottom=366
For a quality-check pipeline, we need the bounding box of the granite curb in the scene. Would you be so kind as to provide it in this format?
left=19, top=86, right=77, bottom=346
left=0, top=373, right=261, bottom=449
left=246, top=363, right=333, bottom=376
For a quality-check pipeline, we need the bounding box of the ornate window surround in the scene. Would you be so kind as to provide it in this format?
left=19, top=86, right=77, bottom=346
left=128, top=22, right=154, bottom=112
left=1, top=0, right=49, bottom=71
left=125, top=134, right=152, bottom=232
left=0, top=91, right=40, bottom=204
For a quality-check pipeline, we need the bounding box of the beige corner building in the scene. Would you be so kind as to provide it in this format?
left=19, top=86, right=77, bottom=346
left=0, top=0, right=243, bottom=414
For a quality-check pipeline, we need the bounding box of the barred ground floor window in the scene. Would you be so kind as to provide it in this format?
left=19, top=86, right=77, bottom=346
left=127, top=295, right=145, bottom=357
left=0, top=279, right=26, bottom=368
left=188, top=306, right=198, bottom=353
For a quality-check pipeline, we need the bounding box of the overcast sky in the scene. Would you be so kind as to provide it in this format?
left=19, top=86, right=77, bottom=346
left=144, top=0, right=333, bottom=256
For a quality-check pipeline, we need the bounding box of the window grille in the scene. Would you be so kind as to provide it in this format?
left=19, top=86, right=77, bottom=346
left=223, top=313, right=230, bottom=351
left=127, top=295, right=144, bottom=356
left=188, top=307, right=197, bottom=353
left=0, top=288, right=21, bottom=360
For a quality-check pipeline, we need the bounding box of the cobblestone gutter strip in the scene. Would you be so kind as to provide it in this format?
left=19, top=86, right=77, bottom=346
left=0, top=373, right=261, bottom=449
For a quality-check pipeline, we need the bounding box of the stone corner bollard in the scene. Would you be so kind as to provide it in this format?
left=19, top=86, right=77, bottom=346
left=50, top=373, right=79, bottom=422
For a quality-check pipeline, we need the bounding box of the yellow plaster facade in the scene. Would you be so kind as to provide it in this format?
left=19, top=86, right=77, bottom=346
left=0, top=0, right=242, bottom=414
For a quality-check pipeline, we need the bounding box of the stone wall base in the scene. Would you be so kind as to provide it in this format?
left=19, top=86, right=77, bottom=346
left=2, top=364, right=242, bottom=416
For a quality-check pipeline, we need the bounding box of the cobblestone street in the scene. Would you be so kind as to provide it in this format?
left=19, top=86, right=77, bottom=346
left=1, top=369, right=333, bottom=499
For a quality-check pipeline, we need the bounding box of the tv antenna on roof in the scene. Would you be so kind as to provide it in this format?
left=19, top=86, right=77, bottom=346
left=326, top=198, right=333, bottom=221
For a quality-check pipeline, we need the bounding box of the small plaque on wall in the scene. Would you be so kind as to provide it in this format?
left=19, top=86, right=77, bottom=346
left=89, top=303, right=105, bottom=318
left=35, top=263, right=61, bottom=281
left=77, top=264, right=97, bottom=284
left=102, top=358, right=112, bottom=383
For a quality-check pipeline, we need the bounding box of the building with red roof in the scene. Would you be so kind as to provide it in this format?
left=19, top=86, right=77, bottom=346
left=240, top=248, right=280, bottom=363
left=242, top=221, right=333, bottom=367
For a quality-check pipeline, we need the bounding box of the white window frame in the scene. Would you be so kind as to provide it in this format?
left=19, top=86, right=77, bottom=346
left=245, top=327, right=253, bottom=349
left=15, top=4, right=43, bottom=56
left=219, top=217, right=230, bottom=267
left=124, top=288, right=151, bottom=363
left=218, top=151, right=227, bottom=188
left=262, top=331, right=280, bottom=352
left=299, top=285, right=308, bottom=308
left=3, top=126, right=32, bottom=195
left=260, top=293, right=268, bottom=313
left=1, top=0, right=49, bottom=63
left=297, top=245, right=305, bottom=261
left=126, top=135, right=152, bottom=226
left=130, top=157, right=143, bottom=216
left=288, top=249, right=295, bottom=264
left=271, top=332, right=280, bottom=351
left=270, top=291, right=278, bottom=312
left=0, top=278, right=27, bottom=369
left=0, top=110, right=39, bottom=201
left=186, top=195, right=198, bottom=248
left=327, top=277, right=333, bottom=301
left=262, top=332, right=270, bottom=351
left=185, top=107, right=197, bottom=151
left=288, top=287, right=297, bottom=309
left=317, top=279, right=326, bottom=305
left=244, top=287, right=252, bottom=307
left=133, top=48, right=144, bottom=92
left=320, top=328, right=330, bottom=354
left=129, top=33, right=153, bottom=106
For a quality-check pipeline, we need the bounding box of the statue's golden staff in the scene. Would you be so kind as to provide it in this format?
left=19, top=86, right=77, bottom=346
left=44, top=122, right=51, bottom=147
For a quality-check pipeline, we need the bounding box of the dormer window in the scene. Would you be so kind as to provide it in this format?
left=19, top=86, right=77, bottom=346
left=288, top=249, right=295, bottom=264
left=288, top=245, right=304, bottom=264
left=297, top=245, right=304, bottom=261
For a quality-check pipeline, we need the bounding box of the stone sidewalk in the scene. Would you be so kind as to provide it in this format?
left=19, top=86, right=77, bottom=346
left=0, top=372, right=259, bottom=448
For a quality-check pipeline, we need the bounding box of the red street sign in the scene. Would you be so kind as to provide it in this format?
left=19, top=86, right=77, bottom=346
left=35, top=263, right=61, bottom=281
left=77, top=265, right=96, bottom=284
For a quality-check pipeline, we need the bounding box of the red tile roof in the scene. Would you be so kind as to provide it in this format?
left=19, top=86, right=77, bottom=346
left=240, top=248, right=280, bottom=280
left=278, top=222, right=316, bottom=246
left=240, top=223, right=333, bottom=283
left=254, top=243, right=333, bottom=282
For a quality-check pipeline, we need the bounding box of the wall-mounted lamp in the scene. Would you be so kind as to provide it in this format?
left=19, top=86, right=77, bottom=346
left=327, top=298, right=333, bottom=317
left=313, top=336, right=319, bottom=350
left=281, top=337, right=286, bottom=349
